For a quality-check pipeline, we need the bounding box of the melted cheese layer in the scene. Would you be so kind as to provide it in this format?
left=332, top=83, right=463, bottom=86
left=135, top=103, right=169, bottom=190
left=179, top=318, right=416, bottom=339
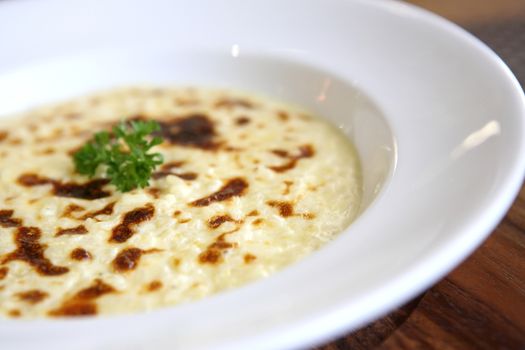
left=0, top=87, right=361, bottom=318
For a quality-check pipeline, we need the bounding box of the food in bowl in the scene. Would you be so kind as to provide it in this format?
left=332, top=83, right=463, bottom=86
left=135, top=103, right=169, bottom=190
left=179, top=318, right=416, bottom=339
left=0, top=86, right=361, bottom=318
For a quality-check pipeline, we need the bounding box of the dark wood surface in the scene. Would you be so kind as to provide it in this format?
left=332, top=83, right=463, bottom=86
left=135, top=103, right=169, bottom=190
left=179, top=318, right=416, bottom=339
left=318, top=1, right=525, bottom=349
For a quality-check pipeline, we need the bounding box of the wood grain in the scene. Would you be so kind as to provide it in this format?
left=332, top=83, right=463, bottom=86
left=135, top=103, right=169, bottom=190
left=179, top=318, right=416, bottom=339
left=408, top=0, right=525, bottom=25
left=317, top=1, right=525, bottom=349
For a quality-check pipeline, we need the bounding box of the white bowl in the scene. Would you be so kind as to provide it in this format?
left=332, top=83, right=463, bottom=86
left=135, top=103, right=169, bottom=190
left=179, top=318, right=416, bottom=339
left=0, top=0, right=524, bottom=349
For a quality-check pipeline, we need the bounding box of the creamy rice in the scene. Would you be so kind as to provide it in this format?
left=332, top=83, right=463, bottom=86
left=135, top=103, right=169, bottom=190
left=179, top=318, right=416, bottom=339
left=0, top=87, right=361, bottom=318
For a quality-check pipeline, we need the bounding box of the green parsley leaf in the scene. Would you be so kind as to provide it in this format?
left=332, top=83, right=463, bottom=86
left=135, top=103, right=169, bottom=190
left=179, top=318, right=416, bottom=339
left=73, top=120, right=164, bottom=192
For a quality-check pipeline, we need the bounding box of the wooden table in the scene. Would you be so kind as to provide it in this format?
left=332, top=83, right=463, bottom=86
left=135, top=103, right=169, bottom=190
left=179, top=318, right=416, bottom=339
left=318, top=1, right=525, bottom=349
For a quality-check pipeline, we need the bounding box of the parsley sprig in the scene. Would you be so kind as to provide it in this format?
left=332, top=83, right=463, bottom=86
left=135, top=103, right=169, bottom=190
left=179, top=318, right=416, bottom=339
left=73, top=120, right=164, bottom=192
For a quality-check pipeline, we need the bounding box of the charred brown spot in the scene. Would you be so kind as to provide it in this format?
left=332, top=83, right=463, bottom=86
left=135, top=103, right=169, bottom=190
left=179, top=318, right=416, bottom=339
left=252, top=218, right=264, bottom=226
left=198, top=250, right=222, bottom=265
left=270, top=161, right=298, bottom=173
left=267, top=200, right=315, bottom=219
left=151, top=171, right=172, bottom=180
left=199, top=241, right=237, bottom=265
left=271, top=149, right=289, bottom=158
left=283, top=180, right=294, bottom=195
left=8, top=309, right=21, bottom=318
left=207, top=215, right=236, bottom=229
left=308, top=183, right=320, bottom=192
left=268, top=145, right=315, bottom=173
left=224, top=146, right=243, bottom=152
left=235, top=116, right=251, bottom=126
left=161, top=161, right=185, bottom=170
left=124, top=114, right=148, bottom=124
left=80, top=202, right=115, bottom=220
left=172, top=258, right=181, bottom=267
left=173, top=210, right=182, bottom=217
left=178, top=218, right=191, bottom=224
left=152, top=171, right=198, bottom=181
left=53, top=179, right=111, bottom=200
left=70, top=248, right=92, bottom=261
left=112, top=248, right=162, bottom=273
left=49, top=279, right=115, bottom=317
left=147, top=187, right=162, bottom=198
left=267, top=200, right=294, bottom=217
left=152, top=160, right=193, bottom=180
left=49, top=303, right=97, bottom=317
left=1, top=226, right=69, bottom=276
left=156, top=114, right=219, bottom=150
left=67, top=146, right=82, bottom=156
left=55, top=225, right=88, bottom=237
left=18, top=173, right=111, bottom=200
left=112, top=248, right=144, bottom=272
left=247, top=210, right=259, bottom=216
left=75, top=279, right=116, bottom=299
left=215, top=98, right=253, bottom=109
left=198, top=233, right=238, bottom=265
left=110, top=204, right=154, bottom=243
left=41, top=147, right=56, bottom=155
left=9, top=138, right=22, bottom=145
left=190, top=178, right=248, bottom=207
left=4, top=196, right=16, bottom=202
left=146, top=280, right=163, bottom=292
left=277, top=111, right=289, bottom=121
left=16, top=289, right=49, bottom=304
left=62, top=204, right=85, bottom=218
left=0, top=267, right=8, bottom=280
left=0, top=131, right=8, bottom=142
left=244, top=253, right=257, bottom=264
left=17, top=173, right=52, bottom=186
left=0, top=209, right=22, bottom=228
left=176, top=172, right=198, bottom=180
